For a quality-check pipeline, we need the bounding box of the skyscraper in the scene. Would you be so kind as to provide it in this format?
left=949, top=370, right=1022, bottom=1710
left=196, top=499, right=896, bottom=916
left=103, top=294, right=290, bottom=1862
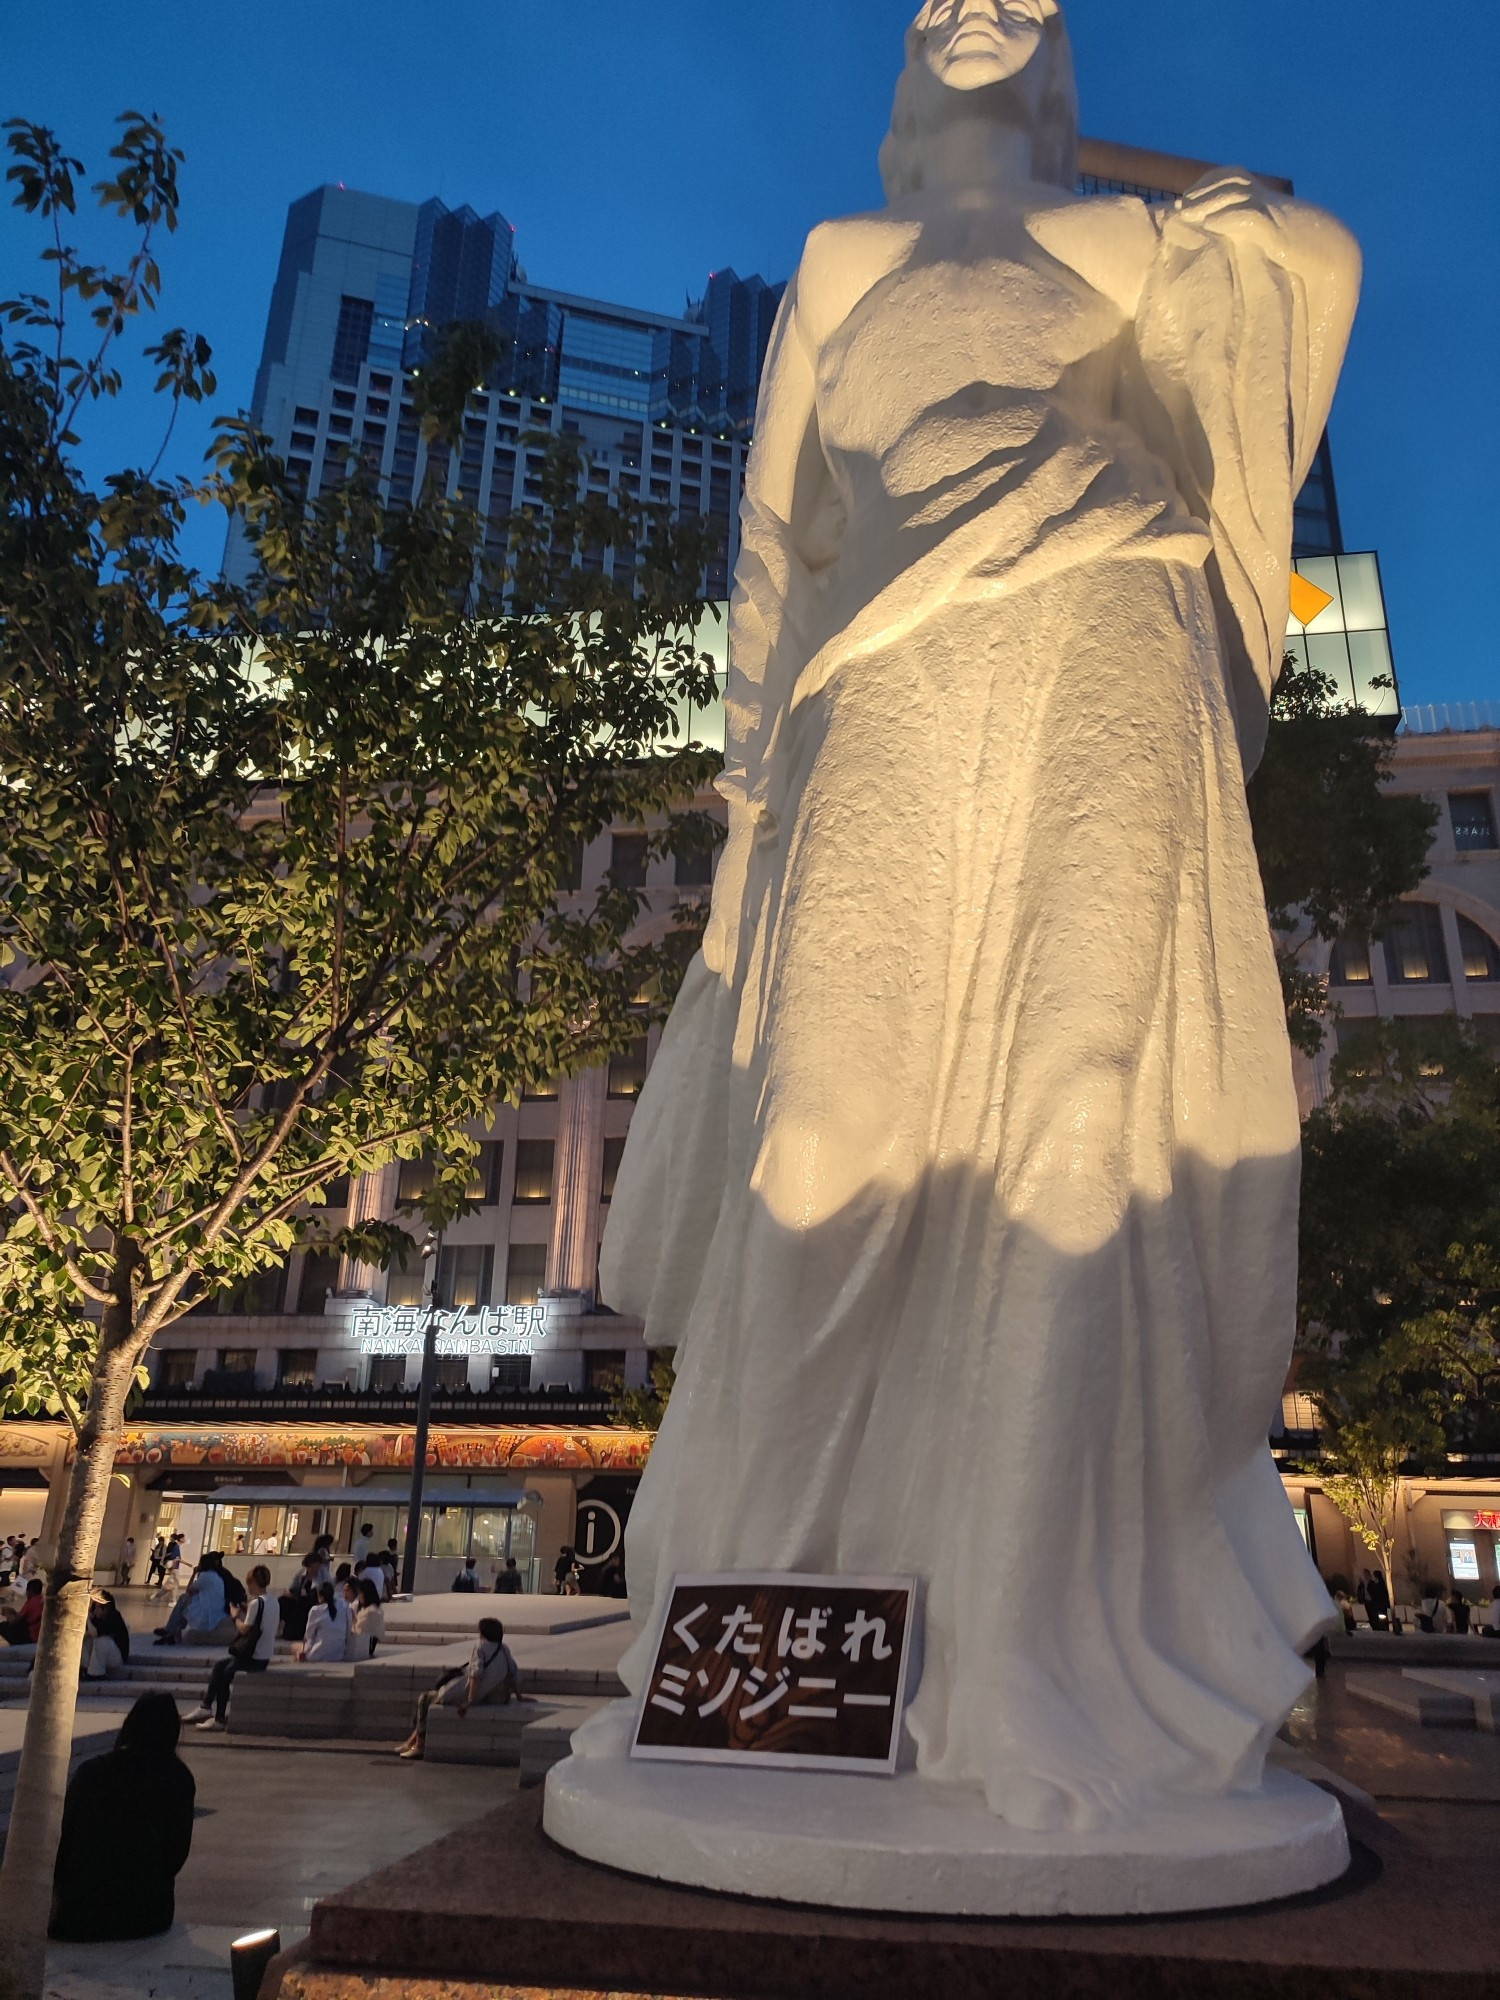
left=228, top=183, right=785, bottom=601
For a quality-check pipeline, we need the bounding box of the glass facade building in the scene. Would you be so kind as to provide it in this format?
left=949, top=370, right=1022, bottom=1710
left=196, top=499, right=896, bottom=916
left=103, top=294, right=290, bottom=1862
left=229, top=184, right=784, bottom=597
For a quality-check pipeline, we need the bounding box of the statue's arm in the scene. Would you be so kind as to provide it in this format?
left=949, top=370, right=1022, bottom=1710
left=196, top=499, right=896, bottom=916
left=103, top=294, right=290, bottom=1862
left=1173, top=170, right=1362, bottom=485
left=724, top=271, right=838, bottom=815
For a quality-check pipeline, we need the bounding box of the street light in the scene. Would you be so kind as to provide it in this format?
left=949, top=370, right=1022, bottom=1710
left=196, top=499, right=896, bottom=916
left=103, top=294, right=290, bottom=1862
left=400, top=1226, right=445, bottom=1596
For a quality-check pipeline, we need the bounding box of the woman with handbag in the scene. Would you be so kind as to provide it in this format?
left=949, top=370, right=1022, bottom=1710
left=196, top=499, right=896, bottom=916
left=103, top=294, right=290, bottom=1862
left=184, top=1564, right=275, bottom=1730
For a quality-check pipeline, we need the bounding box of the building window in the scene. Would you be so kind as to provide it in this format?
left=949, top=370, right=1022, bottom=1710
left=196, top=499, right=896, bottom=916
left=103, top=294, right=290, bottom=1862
left=219, top=1347, right=257, bottom=1377
left=367, top=1356, right=406, bottom=1392
left=158, top=1350, right=197, bottom=1389
left=437, top=1244, right=494, bottom=1310
left=386, top=1259, right=426, bottom=1309
left=1450, top=792, right=1498, bottom=853
left=522, top=1078, right=560, bottom=1101
left=434, top=1356, right=471, bottom=1392
left=607, top=1036, right=649, bottom=1099
left=1382, top=904, right=1451, bottom=986
left=585, top=1349, right=627, bottom=1393
left=512, top=1140, right=555, bottom=1204
left=491, top=1356, right=532, bottom=1392
left=505, top=1242, right=548, bottom=1305
left=331, top=295, right=375, bottom=385
left=1328, top=936, right=1373, bottom=986
left=610, top=833, right=649, bottom=889
left=278, top=1348, right=318, bottom=1388
left=395, top=1156, right=435, bottom=1209
left=297, top=1251, right=341, bottom=1316
left=601, top=1135, right=627, bottom=1202
left=1458, top=916, right=1500, bottom=983
left=675, top=840, right=715, bottom=889
left=471, top=1143, right=504, bottom=1206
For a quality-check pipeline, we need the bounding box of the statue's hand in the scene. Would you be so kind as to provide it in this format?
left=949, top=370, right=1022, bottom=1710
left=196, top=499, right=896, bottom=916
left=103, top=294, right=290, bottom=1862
left=1176, top=169, right=1283, bottom=247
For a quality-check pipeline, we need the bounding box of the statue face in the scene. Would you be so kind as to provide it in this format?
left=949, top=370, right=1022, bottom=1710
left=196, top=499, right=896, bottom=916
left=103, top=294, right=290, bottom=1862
left=915, top=0, right=1058, bottom=92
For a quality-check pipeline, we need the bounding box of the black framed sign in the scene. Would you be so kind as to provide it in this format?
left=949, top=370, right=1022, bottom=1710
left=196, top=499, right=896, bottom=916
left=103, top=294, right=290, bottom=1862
left=631, top=1573, right=918, bottom=1775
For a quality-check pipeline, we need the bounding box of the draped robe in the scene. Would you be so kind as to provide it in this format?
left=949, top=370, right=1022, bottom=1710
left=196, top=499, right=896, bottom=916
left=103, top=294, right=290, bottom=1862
left=582, top=182, right=1360, bottom=1830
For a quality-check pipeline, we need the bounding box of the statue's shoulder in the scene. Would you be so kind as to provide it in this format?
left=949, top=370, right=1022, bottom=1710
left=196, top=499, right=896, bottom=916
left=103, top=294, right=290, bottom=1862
left=795, top=210, right=923, bottom=352
left=1027, top=191, right=1163, bottom=316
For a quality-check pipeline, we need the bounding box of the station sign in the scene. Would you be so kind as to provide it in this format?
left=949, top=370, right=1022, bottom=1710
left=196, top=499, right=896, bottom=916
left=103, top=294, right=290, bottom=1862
left=349, top=1304, right=547, bottom=1357
left=633, top=1573, right=917, bottom=1775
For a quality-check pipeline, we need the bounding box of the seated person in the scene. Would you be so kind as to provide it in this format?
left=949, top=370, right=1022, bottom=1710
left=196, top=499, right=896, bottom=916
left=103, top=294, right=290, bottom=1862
left=346, top=1579, right=385, bottom=1661
left=50, top=1694, right=195, bottom=1941
left=0, top=1578, right=44, bottom=1647
left=153, top=1551, right=232, bottom=1647
left=81, top=1591, right=131, bottom=1680
left=298, top=1581, right=352, bottom=1663
left=395, top=1618, right=526, bottom=1760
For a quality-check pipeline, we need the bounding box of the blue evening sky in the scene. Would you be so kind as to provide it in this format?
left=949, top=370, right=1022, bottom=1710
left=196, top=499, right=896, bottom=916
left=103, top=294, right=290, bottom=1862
left=3, top=1, right=1495, bottom=707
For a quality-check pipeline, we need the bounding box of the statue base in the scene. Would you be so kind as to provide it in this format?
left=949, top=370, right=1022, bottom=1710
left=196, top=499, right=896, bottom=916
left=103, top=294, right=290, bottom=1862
left=543, top=1753, right=1350, bottom=1917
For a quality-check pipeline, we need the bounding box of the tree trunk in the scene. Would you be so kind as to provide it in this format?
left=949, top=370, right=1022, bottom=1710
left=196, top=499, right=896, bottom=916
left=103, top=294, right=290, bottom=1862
left=0, top=1342, right=137, bottom=2000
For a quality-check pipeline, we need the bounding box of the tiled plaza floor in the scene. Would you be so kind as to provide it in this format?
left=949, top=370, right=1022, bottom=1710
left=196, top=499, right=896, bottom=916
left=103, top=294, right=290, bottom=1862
left=43, top=1736, right=513, bottom=2000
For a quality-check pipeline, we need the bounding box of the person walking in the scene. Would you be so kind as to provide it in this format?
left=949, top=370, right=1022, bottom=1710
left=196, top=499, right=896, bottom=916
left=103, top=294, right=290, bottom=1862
left=49, top=1693, right=196, bottom=1941
left=395, top=1618, right=525, bottom=1760
left=352, top=1523, right=375, bottom=1567
left=1364, top=1568, right=1391, bottom=1632
left=298, top=1581, right=352, bottom=1663
left=184, top=1565, right=275, bottom=1730
left=346, top=1578, right=386, bottom=1661
left=145, top=1535, right=167, bottom=1589
left=117, top=1536, right=136, bottom=1587
left=450, top=1557, right=480, bottom=1594
left=1448, top=1589, right=1473, bottom=1636
left=493, top=1558, right=524, bottom=1595
left=160, top=1535, right=184, bottom=1596
left=553, top=1546, right=576, bottom=1595
left=19, top=1539, right=42, bottom=1581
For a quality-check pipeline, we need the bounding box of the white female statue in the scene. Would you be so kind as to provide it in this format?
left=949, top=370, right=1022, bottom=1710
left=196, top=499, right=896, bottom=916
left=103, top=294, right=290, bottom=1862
left=550, top=0, right=1361, bottom=1912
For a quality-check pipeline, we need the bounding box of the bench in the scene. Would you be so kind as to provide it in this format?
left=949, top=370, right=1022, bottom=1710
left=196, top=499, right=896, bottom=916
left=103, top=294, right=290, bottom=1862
left=519, top=1700, right=605, bottom=1787
left=422, top=1699, right=551, bottom=1767
left=226, top=1667, right=355, bottom=1738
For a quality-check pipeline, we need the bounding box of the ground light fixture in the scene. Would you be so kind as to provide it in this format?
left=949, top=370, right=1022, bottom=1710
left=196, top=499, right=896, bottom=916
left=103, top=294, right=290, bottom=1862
left=230, top=1928, right=281, bottom=1999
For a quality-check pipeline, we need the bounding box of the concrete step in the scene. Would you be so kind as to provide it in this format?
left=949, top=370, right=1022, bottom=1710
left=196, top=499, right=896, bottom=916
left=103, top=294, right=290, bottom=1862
left=1345, top=1669, right=1478, bottom=1728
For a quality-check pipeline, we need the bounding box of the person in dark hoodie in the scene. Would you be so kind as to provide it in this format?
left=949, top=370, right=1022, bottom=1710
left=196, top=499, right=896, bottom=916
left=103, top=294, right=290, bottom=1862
left=49, top=1692, right=196, bottom=1941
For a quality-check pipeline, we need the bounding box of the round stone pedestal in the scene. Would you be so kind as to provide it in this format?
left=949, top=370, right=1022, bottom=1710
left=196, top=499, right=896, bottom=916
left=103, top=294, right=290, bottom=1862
left=543, top=1755, right=1350, bottom=1918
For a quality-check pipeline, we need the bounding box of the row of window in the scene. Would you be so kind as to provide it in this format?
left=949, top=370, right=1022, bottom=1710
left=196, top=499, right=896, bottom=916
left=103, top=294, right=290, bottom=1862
left=157, top=1343, right=632, bottom=1395
left=1331, top=907, right=1500, bottom=988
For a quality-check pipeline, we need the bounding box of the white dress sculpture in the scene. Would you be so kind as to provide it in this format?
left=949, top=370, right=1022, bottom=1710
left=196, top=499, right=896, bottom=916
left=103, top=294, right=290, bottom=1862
left=548, top=0, right=1362, bottom=1914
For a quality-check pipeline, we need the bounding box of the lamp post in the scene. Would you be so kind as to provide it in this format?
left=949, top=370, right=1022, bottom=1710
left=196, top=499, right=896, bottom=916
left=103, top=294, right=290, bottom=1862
left=400, top=1227, right=444, bottom=1596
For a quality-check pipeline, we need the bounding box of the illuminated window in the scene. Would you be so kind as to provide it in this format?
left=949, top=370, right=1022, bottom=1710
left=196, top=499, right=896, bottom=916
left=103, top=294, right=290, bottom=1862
left=278, top=1348, right=318, bottom=1387
left=1459, top=917, right=1500, bottom=983
left=512, top=1140, right=555, bottom=1204
left=368, top=1356, right=406, bottom=1391
left=1328, top=936, right=1372, bottom=986
left=505, top=1242, right=548, bottom=1306
left=608, top=1036, right=650, bottom=1099
left=1382, top=904, right=1451, bottom=986
left=1450, top=793, right=1498, bottom=853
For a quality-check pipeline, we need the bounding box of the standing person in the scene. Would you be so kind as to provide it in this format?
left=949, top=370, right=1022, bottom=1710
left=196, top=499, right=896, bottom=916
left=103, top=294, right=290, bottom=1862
left=346, top=1578, right=386, bottom=1661
left=81, top=1592, right=132, bottom=1680
left=600, top=1553, right=628, bottom=1600
left=49, top=1693, right=195, bottom=1942
left=0, top=1579, right=44, bottom=1646
left=117, top=1535, right=136, bottom=1587
left=395, top=1618, right=525, bottom=1760
left=145, top=1535, right=167, bottom=1589
left=161, top=1535, right=184, bottom=1595
left=356, top=1556, right=389, bottom=1602
left=493, top=1558, right=524, bottom=1595
left=553, top=1546, right=576, bottom=1595
left=19, top=1538, right=42, bottom=1580
left=380, top=1538, right=400, bottom=1589
left=184, top=1564, right=276, bottom=1730
left=298, top=1581, right=352, bottom=1663
left=450, top=1557, right=480, bottom=1594
left=352, top=1522, right=375, bottom=1567
left=1448, top=1589, right=1472, bottom=1636
left=1365, top=1568, right=1391, bottom=1632
left=1484, top=1585, right=1500, bottom=1637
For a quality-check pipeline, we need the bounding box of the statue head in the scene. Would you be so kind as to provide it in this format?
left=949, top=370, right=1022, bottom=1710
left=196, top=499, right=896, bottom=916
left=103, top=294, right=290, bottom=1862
left=880, top=0, right=1078, bottom=198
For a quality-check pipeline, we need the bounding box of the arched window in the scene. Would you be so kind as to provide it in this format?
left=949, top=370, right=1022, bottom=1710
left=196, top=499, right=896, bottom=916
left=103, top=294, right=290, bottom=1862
left=1382, top=904, right=1451, bottom=986
left=1458, top=915, right=1500, bottom=984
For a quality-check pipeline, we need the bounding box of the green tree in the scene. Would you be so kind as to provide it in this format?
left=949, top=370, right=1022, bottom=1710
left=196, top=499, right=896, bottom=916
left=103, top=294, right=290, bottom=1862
left=1297, top=1019, right=1500, bottom=1598
left=613, top=1346, right=677, bottom=1432
left=1247, top=653, right=1437, bottom=1054
left=0, top=116, right=720, bottom=1995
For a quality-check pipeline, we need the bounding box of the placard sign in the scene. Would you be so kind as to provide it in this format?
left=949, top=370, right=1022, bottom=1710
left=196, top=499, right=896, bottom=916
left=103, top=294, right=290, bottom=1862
left=633, top=1574, right=916, bottom=1775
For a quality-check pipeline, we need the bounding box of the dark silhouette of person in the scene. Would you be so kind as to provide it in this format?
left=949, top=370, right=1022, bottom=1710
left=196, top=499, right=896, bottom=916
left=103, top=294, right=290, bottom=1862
left=49, top=1692, right=195, bottom=1941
